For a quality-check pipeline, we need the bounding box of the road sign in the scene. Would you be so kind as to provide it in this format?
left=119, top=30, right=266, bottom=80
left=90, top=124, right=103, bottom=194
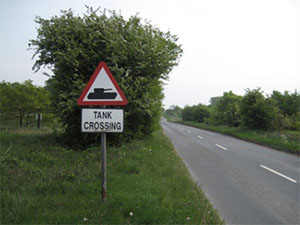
left=81, top=108, right=124, bottom=133
left=77, top=62, right=128, bottom=106
left=78, top=62, right=128, bottom=201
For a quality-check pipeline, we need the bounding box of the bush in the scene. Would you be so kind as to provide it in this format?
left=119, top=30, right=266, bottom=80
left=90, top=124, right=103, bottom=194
left=212, top=91, right=242, bottom=127
left=29, top=8, right=182, bottom=147
left=271, top=90, right=300, bottom=116
left=275, top=112, right=300, bottom=131
left=182, top=104, right=210, bottom=123
left=271, top=90, right=300, bottom=131
left=240, top=88, right=277, bottom=130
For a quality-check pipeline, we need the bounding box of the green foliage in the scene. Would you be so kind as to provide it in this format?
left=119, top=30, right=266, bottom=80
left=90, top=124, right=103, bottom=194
left=176, top=88, right=298, bottom=149
left=209, top=96, right=222, bottom=107
left=0, top=80, right=51, bottom=127
left=271, top=90, right=300, bottom=116
left=180, top=88, right=299, bottom=133
left=182, top=104, right=210, bottom=123
left=240, top=88, right=277, bottom=130
left=29, top=8, right=182, bottom=146
left=271, top=90, right=300, bottom=130
left=212, top=91, right=242, bottom=127
left=164, top=105, right=182, bottom=120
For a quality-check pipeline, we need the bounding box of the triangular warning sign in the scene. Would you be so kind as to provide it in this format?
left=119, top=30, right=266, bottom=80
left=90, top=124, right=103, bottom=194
left=77, top=62, right=128, bottom=106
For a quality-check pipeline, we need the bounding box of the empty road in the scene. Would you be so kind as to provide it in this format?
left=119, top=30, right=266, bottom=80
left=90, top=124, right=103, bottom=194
left=162, top=120, right=300, bottom=224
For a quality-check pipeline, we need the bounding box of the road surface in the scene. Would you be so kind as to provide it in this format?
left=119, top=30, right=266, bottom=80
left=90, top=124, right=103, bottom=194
left=162, top=120, right=300, bottom=224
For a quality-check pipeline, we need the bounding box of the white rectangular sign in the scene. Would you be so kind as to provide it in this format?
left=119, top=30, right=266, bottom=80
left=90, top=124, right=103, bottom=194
left=81, top=108, right=124, bottom=133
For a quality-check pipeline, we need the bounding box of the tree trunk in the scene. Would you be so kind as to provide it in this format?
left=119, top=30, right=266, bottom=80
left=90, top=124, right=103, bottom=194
left=19, top=109, right=23, bottom=128
left=37, top=113, right=41, bottom=129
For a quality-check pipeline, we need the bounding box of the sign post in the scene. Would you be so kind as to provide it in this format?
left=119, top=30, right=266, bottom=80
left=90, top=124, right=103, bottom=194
left=78, top=62, right=128, bottom=201
left=101, top=132, right=107, bottom=200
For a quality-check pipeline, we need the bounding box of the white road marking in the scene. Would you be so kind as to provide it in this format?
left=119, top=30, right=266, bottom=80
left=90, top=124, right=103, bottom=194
left=215, top=144, right=228, bottom=151
left=260, top=165, right=297, bottom=183
left=187, top=130, right=191, bottom=134
left=197, top=135, right=204, bottom=139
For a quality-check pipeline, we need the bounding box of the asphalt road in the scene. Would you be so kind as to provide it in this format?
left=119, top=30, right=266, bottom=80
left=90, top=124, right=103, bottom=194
left=162, top=119, right=300, bottom=225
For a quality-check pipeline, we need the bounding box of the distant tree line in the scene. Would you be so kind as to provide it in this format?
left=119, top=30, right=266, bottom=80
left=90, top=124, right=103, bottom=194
left=0, top=80, right=51, bottom=127
left=165, top=88, right=300, bottom=131
left=164, top=105, right=183, bottom=120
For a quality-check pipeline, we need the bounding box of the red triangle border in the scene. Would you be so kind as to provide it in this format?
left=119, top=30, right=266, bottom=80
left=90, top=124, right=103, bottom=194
left=77, top=62, right=128, bottom=106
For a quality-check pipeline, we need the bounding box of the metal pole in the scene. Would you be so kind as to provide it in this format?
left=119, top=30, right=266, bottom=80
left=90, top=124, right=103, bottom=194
left=101, top=132, right=107, bottom=201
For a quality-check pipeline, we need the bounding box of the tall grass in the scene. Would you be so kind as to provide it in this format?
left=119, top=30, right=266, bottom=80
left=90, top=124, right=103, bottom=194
left=0, top=128, right=223, bottom=224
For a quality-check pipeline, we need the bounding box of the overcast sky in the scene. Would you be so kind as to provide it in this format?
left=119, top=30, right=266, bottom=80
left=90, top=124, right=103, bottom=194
left=1, top=0, right=299, bottom=108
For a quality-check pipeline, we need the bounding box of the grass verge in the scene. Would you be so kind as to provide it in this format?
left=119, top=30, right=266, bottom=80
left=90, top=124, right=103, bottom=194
left=0, top=127, right=223, bottom=224
left=175, top=121, right=299, bottom=155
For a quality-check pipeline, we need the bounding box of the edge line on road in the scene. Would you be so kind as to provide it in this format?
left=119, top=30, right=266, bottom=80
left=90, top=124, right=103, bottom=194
left=260, top=165, right=297, bottom=183
left=215, top=144, right=228, bottom=151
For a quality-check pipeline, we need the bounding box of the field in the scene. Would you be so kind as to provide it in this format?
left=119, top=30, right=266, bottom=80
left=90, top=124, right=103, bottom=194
left=0, top=127, right=223, bottom=224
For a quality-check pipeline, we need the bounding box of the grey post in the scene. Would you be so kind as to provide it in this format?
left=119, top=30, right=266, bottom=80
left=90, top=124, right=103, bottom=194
left=101, top=132, right=107, bottom=201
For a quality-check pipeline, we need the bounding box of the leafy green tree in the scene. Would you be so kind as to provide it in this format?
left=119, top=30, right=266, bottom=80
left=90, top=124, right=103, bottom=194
left=213, top=91, right=242, bottom=127
left=240, top=88, right=277, bottom=130
left=192, top=104, right=210, bottom=123
left=271, top=90, right=300, bottom=116
left=0, top=80, right=50, bottom=127
left=29, top=8, right=182, bottom=146
left=271, top=90, right=300, bottom=130
left=164, top=105, right=182, bottom=119
left=182, top=104, right=210, bottom=123
left=182, top=105, right=194, bottom=122
left=209, top=96, right=222, bottom=107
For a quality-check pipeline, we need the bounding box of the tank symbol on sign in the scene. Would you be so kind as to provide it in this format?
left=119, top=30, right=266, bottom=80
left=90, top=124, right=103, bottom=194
left=87, top=88, right=117, bottom=100
left=77, top=62, right=128, bottom=105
